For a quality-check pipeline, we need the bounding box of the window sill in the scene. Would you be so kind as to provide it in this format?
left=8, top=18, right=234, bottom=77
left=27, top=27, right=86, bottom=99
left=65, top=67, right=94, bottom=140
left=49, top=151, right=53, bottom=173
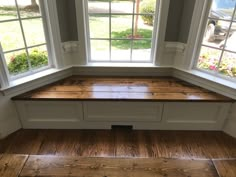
left=0, top=67, right=72, bottom=95
left=86, top=62, right=155, bottom=67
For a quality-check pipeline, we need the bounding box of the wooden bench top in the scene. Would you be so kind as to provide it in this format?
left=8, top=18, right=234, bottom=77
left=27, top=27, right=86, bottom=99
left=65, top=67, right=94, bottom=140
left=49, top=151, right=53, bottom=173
left=12, top=76, right=234, bottom=102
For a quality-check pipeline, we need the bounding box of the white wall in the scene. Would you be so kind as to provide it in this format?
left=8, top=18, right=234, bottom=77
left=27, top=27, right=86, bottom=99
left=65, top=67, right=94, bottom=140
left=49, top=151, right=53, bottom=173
left=0, top=94, right=21, bottom=139
left=224, top=103, right=236, bottom=138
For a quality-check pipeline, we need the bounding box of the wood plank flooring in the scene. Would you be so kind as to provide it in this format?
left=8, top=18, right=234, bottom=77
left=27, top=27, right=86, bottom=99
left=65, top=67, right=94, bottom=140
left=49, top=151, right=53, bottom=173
left=0, top=154, right=235, bottom=177
left=12, top=76, right=234, bottom=102
left=1, top=130, right=236, bottom=159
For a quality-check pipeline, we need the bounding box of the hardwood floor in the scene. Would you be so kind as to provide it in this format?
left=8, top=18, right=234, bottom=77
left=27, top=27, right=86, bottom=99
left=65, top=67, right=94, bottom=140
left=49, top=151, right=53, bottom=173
left=1, top=129, right=236, bottom=159
left=1, top=130, right=236, bottom=177
left=12, top=76, right=233, bottom=101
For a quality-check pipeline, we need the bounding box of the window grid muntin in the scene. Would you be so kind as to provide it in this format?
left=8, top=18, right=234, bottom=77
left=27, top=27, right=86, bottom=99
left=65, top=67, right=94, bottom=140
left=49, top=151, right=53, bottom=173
left=0, top=0, right=49, bottom=78
left=196, top=1, right=236, bottom=79
left=87, top=0, right=157, bottom=62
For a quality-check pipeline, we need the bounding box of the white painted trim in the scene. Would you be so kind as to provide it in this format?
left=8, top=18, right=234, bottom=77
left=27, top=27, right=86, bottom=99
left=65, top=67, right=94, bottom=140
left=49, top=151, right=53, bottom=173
left=164, top=42, right=186, bottom=53
left=183, top=0, right=208, bottom=70
left=155, top=0, right=170, bottom=65
left=43, top=0, right=64, bottom=68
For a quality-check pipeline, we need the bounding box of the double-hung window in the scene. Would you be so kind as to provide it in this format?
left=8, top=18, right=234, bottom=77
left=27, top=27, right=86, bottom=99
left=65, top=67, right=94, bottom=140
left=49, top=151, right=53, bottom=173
left=196, top=0, right=236, bottom=80
left=0, top=0, right=51, bottom=80
left=85, top=0, right=160, bottom=63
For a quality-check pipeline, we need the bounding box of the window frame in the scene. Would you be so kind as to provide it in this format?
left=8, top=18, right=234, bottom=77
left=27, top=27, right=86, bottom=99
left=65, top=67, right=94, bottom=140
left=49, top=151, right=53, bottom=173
left=76, top=0, right=169, bottom=65
left=0, top=0, right=63, bottom=88
left=186, top=0, right=236, bottom=81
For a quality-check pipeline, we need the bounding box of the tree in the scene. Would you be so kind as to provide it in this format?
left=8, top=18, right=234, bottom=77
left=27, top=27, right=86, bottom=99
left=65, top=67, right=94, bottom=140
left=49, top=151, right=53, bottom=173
left=31, top=0, right=37, bottom=6
left=24, top=0, right=39, bottom=12
left=134, top=0, right=141, bottom=38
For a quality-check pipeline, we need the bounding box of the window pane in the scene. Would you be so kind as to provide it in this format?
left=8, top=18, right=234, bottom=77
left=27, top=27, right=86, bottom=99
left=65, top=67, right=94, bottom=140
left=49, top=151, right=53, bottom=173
left=89, top=15, right=109, bottom=38
left=209, top=0, right=236, bottom=20
left=28, top=45, right=48, bottom=70
left=5, top=50, right=30, bottom=76
left=225, top=24, right=236, bottom=52
left=203, top=20, right=231, bottom=48
left=22, top=18, right=46, bottom=46
left=111, top=40, right=131, bottom=61
left=219, top=51, right=236, bottom=78
left=88, top=0, right=109, bottom=14
left=139, top=0, right=156, bottom=15
left=111, top=15, right=132, bottom=39
left=133, top=15, right=153, bottom=38
left=111, top=0, right=133, bottom=14
left=132, top=40, right=151, bottom=61
left=0, top=0, right=18, bottom=21
left=91, top=40, right=109, bottom=61
left=17, top=0, right=41, bottom=18
left=197, top=46, right=222, bottom=72
left=0, top=21, right=24, bottom=51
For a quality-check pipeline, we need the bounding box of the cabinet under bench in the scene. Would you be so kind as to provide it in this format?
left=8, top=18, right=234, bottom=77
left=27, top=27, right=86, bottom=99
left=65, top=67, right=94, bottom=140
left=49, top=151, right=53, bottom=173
left=12, top=76, right=234, bottom=130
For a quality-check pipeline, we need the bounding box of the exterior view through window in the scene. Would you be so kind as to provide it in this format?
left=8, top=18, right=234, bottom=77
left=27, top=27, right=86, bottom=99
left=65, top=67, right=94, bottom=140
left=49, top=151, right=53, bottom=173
left=87, top=0, right=158, bottom=62
left=197, top=0, right=236, bottom=79
left=0, top=0, right=49, bottom=78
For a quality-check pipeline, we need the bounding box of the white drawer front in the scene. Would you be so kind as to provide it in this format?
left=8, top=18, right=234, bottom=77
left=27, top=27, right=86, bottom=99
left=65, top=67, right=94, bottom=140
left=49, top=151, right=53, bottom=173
left=84, top=101, right=163, bottom=122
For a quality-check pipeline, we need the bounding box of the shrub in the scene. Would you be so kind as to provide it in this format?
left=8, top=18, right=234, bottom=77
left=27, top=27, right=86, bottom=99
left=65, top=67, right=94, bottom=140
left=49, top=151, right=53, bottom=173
left=140, top=0, right=156, bottom=26
left=8, top=50, right=48, bottom=75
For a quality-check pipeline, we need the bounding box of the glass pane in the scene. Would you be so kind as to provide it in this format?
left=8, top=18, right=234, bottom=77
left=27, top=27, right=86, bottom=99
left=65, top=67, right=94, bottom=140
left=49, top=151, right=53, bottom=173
left=225, top=23, right=236, bottom=52
left=139, top=0, right=156, bottom=15
left=5, top=49, right=30, bottom=76
left=197, top=46, right=222, bottom=72
left=18, top=0, right=41, bottom=18
left=203, top=20, right=231, bottom=49
left=89, top=15, right=109, bottom=38
left=132, top=40, right=151, bottom=61
left=0, top=21, right=24, bottom=51
left=111, top=0, right=133, bottom=14
left=88, top=0, right=109, bottom=14
left=111, top=15, right=132, bottom=39
left=28, top=45, right=48, bottom=69
left=133, top=15, right=153, bottom=38
left=91, top=40, right=109, bottom=61
left=219, top=51, right=236, bottom=78
left=22, top=18, right=46, bottom=46
left=0, top=0, right=17, bottom=21
left=111, top=40, right=131, bottom=61
left=209, top=0, right=236, bottom=20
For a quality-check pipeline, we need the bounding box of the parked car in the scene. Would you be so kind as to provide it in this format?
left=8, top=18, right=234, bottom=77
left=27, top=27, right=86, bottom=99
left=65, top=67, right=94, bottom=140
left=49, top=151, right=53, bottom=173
left=205, top=0, right=236, bottom=42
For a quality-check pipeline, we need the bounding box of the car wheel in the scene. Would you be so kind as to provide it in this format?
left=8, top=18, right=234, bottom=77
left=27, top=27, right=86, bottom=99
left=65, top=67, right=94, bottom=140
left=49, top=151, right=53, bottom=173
left=205, top=23, right=215, bottom=42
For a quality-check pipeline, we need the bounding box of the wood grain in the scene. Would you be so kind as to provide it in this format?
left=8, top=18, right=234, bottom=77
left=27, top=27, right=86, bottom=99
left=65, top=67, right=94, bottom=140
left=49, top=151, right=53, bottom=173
left=0, top=154, right=28, bottom=177
left=20, top=156, right=219, bottom=177
left=213, top=160, right=236, bottom=177
left=1, top=130, right=236, bottom=159
left=12, top=76, right=234, bottom=102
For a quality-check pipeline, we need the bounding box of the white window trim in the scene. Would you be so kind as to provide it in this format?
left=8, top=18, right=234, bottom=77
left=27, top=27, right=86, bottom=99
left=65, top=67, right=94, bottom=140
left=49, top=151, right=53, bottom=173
left=75, top=0, right=170, bottom=65
left=0, top=0, right=63, bottom=88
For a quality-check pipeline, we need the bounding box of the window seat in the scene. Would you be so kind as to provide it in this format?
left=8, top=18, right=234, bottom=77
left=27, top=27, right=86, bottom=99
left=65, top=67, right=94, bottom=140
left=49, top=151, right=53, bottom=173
left=12, top=76, right=234, bottom=130
left=12, top=76, right=234, bottom=102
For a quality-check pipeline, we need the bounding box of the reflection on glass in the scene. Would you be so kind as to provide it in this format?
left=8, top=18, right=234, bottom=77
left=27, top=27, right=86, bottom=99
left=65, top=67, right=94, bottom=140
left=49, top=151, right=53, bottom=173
left=225, top=23, right=236, bottom=52
left=88, top=0, right=109, bottom=14
left=91, top=40, right=109, bottom=61
left=219, top=51, right=236, bottom=78
left=28, top=45, right=48, bottom=69
left=22, top=18, right=46, bottom=46
left=111, top=15, right=132, bottom=39
left=132, top=40, right=151, bottom=61
left=111, top=40, right=131, bottom=61
left=0, top=21, right=24, bottom=51
left=89, top=15, right=109, bottom=38
left=0, top=0, right=17, bottom=21
left=5, top=49, right=29, bottom=75
left=197, top=46, right=222, bottom=72
left=209, top=0, right=235, bottom=20
left=111, top=0, right=133, bottom=14
left=18, top=0, right=41, bottom=18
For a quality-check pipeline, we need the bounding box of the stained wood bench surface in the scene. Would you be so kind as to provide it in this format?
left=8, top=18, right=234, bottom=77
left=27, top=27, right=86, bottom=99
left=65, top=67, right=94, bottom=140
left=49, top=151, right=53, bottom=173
left=12, top=76, right=234, bottom=102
